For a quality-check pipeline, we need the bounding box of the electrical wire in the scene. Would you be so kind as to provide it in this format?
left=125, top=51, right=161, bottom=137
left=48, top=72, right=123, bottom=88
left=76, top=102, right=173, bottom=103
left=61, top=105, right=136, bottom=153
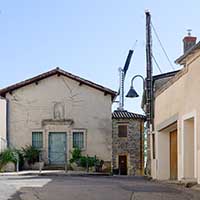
left=152, top=54, right=162, bottom=73
left=151, top=22, right=175, bottom=71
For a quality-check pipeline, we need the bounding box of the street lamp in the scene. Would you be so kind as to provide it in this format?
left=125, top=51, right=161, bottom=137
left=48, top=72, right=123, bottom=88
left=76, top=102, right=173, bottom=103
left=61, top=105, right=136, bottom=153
left=126, top=75, right=145, bottom=98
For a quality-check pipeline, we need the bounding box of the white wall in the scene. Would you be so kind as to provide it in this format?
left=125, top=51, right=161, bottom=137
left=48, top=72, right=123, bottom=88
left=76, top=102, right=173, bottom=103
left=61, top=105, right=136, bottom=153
left=5, top=75, right=113, bottom=163
left=153, top=51, right=200, bottom=182
left=156, top=131, right=170, bottom=180
left=0, top=98, right=7, bottom=151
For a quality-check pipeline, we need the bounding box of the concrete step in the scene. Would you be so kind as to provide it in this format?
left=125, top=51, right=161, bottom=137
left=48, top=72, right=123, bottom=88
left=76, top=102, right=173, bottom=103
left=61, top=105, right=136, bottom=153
left=43, top=165, right=65, bottom=170
left=164, top=179, right=197, bottom=188
left=181, top=179, right=198, bottom=188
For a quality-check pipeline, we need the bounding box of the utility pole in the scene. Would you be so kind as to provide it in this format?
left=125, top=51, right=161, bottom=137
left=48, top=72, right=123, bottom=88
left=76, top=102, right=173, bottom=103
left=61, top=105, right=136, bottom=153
left=145, top=10, right=153, bottom=175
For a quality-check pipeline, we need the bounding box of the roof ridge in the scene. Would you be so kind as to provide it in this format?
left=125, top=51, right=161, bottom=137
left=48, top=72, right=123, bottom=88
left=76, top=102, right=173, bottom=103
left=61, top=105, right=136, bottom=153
left=112, top=110, right=146, bottom=120
left=175, top=41, right=200, bottom=64
left=0, top=67, right=117, bottom=99
left=113, top=109, right=145, bottom=114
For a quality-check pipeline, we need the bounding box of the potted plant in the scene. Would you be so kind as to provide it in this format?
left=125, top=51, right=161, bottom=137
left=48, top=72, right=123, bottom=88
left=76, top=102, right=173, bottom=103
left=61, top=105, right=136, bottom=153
left=22, top=145, right=43, bottom=170
left=0, top=148, right=23, bottom=172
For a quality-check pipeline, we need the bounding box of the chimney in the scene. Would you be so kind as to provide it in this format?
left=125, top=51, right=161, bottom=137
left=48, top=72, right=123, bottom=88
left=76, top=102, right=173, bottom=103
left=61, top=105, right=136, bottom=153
left=183, top=29, right=197, bottom=53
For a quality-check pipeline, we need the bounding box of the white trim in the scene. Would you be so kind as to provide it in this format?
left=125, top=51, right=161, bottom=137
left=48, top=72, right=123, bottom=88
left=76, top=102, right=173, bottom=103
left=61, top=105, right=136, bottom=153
left=177, top=119, right=181, bottom=181
left=181, top=111, right=197, bottom=179
left=181, top=118, right=184, bottom=179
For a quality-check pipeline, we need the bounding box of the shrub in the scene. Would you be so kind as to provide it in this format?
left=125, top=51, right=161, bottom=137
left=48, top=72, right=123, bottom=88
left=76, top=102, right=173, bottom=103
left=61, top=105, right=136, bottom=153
left=69, top=147, right=81, bottom=163
left=22, top=145, right=40, bottom=165
left=0, top=148, right=19, bottom=170
left=79, top=156, right=96, bottom=168
left=70, top=148, right=102, bottom=169
left=15, top=149, right=24, bottom=170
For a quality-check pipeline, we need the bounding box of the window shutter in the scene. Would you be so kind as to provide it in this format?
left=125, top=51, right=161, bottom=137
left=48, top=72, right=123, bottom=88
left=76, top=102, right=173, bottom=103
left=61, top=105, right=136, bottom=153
left=118, top=125, right=128, bottom=137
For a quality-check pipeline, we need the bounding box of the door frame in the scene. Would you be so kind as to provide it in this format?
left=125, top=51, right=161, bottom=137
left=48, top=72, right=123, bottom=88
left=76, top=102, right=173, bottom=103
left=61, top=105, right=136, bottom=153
left=170, top=130, right=177, bottom=180
left=48, top=132, right=67, bottom=165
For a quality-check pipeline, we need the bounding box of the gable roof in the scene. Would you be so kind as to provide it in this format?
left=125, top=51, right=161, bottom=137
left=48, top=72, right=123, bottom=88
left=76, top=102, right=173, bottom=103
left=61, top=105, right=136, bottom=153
left=0, top=67, right=117, bottom=100
left=152, top=70, right=180, bottom=82
left=141, top=70, right=180, bottom=109
left=175, top=41, right=200, bottom=65
left=112, top=110, right=146, bottom=120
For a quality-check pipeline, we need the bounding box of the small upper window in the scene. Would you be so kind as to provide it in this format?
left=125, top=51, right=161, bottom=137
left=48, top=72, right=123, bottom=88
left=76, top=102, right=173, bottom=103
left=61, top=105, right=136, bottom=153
left=73, top=131, right=84, bottom=149
left=32, top=132, right=43, bottom=149
left=118, top=125, right=128, bottom=137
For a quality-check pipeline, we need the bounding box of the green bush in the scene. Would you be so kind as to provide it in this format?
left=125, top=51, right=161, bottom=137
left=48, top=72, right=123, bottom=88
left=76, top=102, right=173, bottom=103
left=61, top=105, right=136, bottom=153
left=79, top=156, right=87, bottom=167
left=0, top=148, right=19, bottom=170
left=22, top=145, right=40, bottom=165
left=15, top=149, right=24, bottom=170
left=79, top=156, right=96, bottom=168
left=70, top=147, right=102, bottom=168
left=69, top=147, right=81, bottom=163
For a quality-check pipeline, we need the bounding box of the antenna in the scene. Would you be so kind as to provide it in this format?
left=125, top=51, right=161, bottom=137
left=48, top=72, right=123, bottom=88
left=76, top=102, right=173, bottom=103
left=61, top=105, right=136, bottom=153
left=187, top=29, right=192, bottom=36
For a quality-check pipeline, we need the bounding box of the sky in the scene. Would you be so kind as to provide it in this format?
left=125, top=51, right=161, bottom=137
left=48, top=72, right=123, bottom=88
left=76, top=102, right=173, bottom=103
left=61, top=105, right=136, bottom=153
left=0, top=0, right=199, bottom=114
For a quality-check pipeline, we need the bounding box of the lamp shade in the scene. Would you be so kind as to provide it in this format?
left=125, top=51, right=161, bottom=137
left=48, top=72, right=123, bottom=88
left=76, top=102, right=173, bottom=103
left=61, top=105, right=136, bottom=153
left=126, top=86, right=139, bottom=98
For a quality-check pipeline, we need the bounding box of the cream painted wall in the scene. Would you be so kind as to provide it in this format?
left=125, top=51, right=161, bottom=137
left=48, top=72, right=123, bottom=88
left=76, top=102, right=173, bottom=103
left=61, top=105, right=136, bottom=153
left=153, top=51, right=200, bottom=182
left=156, top=131, right=170, bottom=180
left=0, top=98, right=7, bottom=151
left=183, top=118, right=194, bottom=178
left=5, top=75, right=113, bottom=163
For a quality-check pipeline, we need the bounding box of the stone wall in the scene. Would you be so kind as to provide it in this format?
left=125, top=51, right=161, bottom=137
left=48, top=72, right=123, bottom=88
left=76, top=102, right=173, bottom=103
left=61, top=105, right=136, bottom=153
left=112, top=118, right=144, bottom=175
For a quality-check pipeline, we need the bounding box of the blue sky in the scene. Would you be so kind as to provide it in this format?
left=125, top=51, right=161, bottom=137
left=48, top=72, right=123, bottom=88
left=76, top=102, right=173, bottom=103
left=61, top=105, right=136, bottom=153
left=0, top=0, right=199, bottom=114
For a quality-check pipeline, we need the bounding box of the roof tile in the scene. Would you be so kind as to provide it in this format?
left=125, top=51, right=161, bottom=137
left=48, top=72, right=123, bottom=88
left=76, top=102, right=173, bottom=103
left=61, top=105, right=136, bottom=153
left=112, top=110, right=146, bottom=120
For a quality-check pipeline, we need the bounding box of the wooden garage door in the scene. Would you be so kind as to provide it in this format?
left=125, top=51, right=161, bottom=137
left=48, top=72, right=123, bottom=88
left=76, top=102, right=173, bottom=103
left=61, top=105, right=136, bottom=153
left=170, top=130, right=177, bottom=180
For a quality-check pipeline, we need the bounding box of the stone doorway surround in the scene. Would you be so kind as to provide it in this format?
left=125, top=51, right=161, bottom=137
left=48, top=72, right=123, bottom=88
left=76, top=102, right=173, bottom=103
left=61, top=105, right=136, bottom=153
left=41, top=119, right=74, bottom=165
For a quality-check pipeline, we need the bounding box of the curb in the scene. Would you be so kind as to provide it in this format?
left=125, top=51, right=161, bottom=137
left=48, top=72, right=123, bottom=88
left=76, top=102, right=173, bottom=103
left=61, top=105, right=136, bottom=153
left=0, top=171, right=111, bottom=177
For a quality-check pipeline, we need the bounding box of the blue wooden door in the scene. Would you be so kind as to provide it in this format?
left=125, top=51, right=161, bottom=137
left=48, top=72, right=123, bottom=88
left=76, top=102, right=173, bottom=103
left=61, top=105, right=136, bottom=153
left=49, top=132, right=66, bottom=165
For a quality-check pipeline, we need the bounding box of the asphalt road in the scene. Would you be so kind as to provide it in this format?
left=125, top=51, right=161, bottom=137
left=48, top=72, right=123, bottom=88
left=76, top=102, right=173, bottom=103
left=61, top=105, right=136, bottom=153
left=0, top=175, right=200, bottom=200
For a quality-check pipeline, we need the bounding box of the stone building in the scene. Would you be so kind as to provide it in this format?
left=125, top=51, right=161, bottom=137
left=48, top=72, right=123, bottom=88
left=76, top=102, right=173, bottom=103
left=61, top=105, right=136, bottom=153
left=0, top=67, right=117, bottom=171
left=112, top=110, right=146, bottom=175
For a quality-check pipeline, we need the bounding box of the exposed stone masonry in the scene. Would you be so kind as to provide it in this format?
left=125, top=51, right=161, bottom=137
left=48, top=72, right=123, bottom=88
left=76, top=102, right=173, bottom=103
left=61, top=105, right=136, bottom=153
left=112, top=117, right=144, bottom=176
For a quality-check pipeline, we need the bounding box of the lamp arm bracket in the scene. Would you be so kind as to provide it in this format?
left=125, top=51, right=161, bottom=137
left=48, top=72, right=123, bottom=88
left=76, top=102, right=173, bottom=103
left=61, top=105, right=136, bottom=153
left=131, top=75, right=145, bottom=89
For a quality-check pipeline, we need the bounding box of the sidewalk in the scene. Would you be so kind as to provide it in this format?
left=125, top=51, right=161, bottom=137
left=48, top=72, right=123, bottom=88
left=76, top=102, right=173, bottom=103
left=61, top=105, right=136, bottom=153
left=0, top=170, right=110, bottom=177
left=150, top=178, right=200, bottom=190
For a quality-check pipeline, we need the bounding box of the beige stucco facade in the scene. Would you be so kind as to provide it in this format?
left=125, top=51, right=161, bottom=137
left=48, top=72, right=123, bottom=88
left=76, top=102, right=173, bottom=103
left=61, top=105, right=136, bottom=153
left=2, top=72, right=114, bottom=169
left=0, top=98, right=7, bottom=151
left=152, top=50, right=200, bottom=183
